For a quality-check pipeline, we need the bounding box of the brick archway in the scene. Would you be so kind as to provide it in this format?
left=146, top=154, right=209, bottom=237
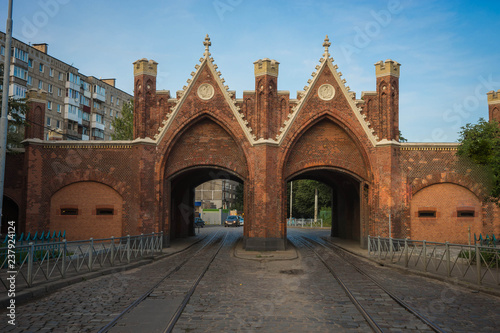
left=1, top=196, right=19, bottom=234
left=165, top=167, right=244, bottom=242
left=159, top=116, right=249, bottom=242
left=282, top=117, right=372, bottom=244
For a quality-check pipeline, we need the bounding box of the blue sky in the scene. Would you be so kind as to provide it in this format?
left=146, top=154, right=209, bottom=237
left=2, top=0, right=499, bottom=142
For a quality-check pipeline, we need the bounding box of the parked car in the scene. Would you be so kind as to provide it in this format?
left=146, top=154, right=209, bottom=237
left=195, top=217, right=205, bottom=228
left=224, top=215, right=240, bottom=227
left=238, top=216, right=244, bottom=226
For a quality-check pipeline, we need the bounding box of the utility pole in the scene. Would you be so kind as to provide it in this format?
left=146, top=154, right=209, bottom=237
left=314, top=187, right=318, bottom=223
left=0, top=0, right=14, bottom=232
left=289, top=181, right=293, bottom=222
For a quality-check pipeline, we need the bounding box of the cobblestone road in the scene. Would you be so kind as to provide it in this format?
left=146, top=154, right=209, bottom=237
left=1, top=227, right=499, bottom=332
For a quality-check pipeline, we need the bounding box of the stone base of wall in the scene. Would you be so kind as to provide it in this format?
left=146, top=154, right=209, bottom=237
left=243, top=237, right=286, bottom=251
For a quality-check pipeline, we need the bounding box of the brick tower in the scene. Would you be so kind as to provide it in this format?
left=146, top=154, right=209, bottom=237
left=375, top=59, right=400, bottom=141
left=253, top=58, right=280, bottom=139
left=487, top=90, right=500, bottom=123
left=133, top=58, right=158, bottom=139
left=25, top=89, right=47, bottom=140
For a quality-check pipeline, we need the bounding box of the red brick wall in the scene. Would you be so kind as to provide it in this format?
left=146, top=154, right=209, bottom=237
left=164, top=118, right=248, bottom=179
left=284, top=119, right=367, bottom=179
left=490, top=105, right=500, bottom=123
left=25, top=104, right=45, bottom=140
left=23, top=142, right=152, bottom=238
left=50, top=181, right=123, bottom=240
left=400, top=145, right=496, bottom=242
left=410, top=183, right=482, bottom=243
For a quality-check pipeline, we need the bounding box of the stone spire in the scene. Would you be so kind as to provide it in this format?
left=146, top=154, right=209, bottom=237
left=323, top=35, right=331, bottom=59
left=203, top=34, right=211, bottom=57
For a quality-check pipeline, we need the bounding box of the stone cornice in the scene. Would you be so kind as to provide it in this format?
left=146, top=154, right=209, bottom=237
left=400, top=142, right=459, bottom=151
left=22, top=137, right=156, bottom=148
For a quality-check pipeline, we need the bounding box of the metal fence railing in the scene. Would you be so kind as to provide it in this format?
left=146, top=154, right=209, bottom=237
left=287, top=218, right=324, bottom=228
left=1, top=230, right=66, bottom=246
left=0, top=232, right=163, bottom=292
left=368, top=236, right=500, bottom=287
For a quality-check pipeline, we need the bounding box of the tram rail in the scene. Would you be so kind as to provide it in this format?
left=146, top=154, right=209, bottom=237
left=98, top=230, right=228, bottom=333
left=291, top=234, right=446, bottom=333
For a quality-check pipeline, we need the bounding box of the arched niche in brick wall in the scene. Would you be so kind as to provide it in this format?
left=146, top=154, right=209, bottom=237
left=410, top=183, right=482, bottom=244
left=162, top=117, right=248, bottom=179
left=283, top=118, right=369, bottom=181
left=50, top=181, right=124, bottom=241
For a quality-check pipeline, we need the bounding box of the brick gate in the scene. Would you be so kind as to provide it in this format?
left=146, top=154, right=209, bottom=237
left=15, top=36, right=500, bottom=250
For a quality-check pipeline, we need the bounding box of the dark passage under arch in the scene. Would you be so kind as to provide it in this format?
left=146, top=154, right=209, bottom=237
left=288, top=168, right=363, bottom=242
left=166, top=167, right=244, bottom=241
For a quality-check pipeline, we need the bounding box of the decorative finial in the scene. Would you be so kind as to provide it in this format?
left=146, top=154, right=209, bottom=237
left=203, top=34, right=211, bottom=56
left=323, top=35, right=331, bottom=58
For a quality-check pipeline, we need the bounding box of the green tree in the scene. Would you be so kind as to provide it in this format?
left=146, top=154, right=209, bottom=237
left=287, top=179, right=332, bottom=218
left=0, top=64, right=29, bottom=150
left=111, top=99, right=134, bottom=140
left=233, top=183, right=244, bottom=212
left=457, top=118, right=500, bottom=200
left=399, top=130, right=408, bottom=143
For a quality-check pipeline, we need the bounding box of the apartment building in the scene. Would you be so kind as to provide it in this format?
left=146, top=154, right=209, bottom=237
left=195, top=180, right=240, bottom=210
left=0, top=31, right=132, bottom=140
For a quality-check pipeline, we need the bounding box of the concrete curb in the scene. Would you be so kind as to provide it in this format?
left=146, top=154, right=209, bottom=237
left=232, top=238, right=298, bottom=261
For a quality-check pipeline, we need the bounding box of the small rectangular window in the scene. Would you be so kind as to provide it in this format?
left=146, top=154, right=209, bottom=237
left=458, top=210, right=475, bottom=218
left=418, top=211, right=436, bottom=218
left=96, top=208, right=114, bottom=215
left=61, top=208, right=78, bottom=215
left=39, top=63, right=44, bottom=72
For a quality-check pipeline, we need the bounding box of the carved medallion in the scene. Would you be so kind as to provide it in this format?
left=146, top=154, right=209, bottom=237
left=318, top=84, right=335, bottom=101
left=197, top=83, right=215, bottom=100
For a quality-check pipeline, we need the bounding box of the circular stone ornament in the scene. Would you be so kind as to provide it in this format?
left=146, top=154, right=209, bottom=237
left=197, top=83, right=215, bottom=100
left=318, top=84, right=335, bottom=101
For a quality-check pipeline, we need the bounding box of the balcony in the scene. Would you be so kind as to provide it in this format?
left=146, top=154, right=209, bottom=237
left=93, top=92, right=106, bottom=102
left=65, top=128, right=81, bottom=140
left=10, top=57, right=28, bottom=69
left=64, top=106, right=79, bottom=123
left=64, top=97, right=79, bottom=107
left=65, top=80, right=80, bottom=91
left=92, top=122, right=105, bottom=131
